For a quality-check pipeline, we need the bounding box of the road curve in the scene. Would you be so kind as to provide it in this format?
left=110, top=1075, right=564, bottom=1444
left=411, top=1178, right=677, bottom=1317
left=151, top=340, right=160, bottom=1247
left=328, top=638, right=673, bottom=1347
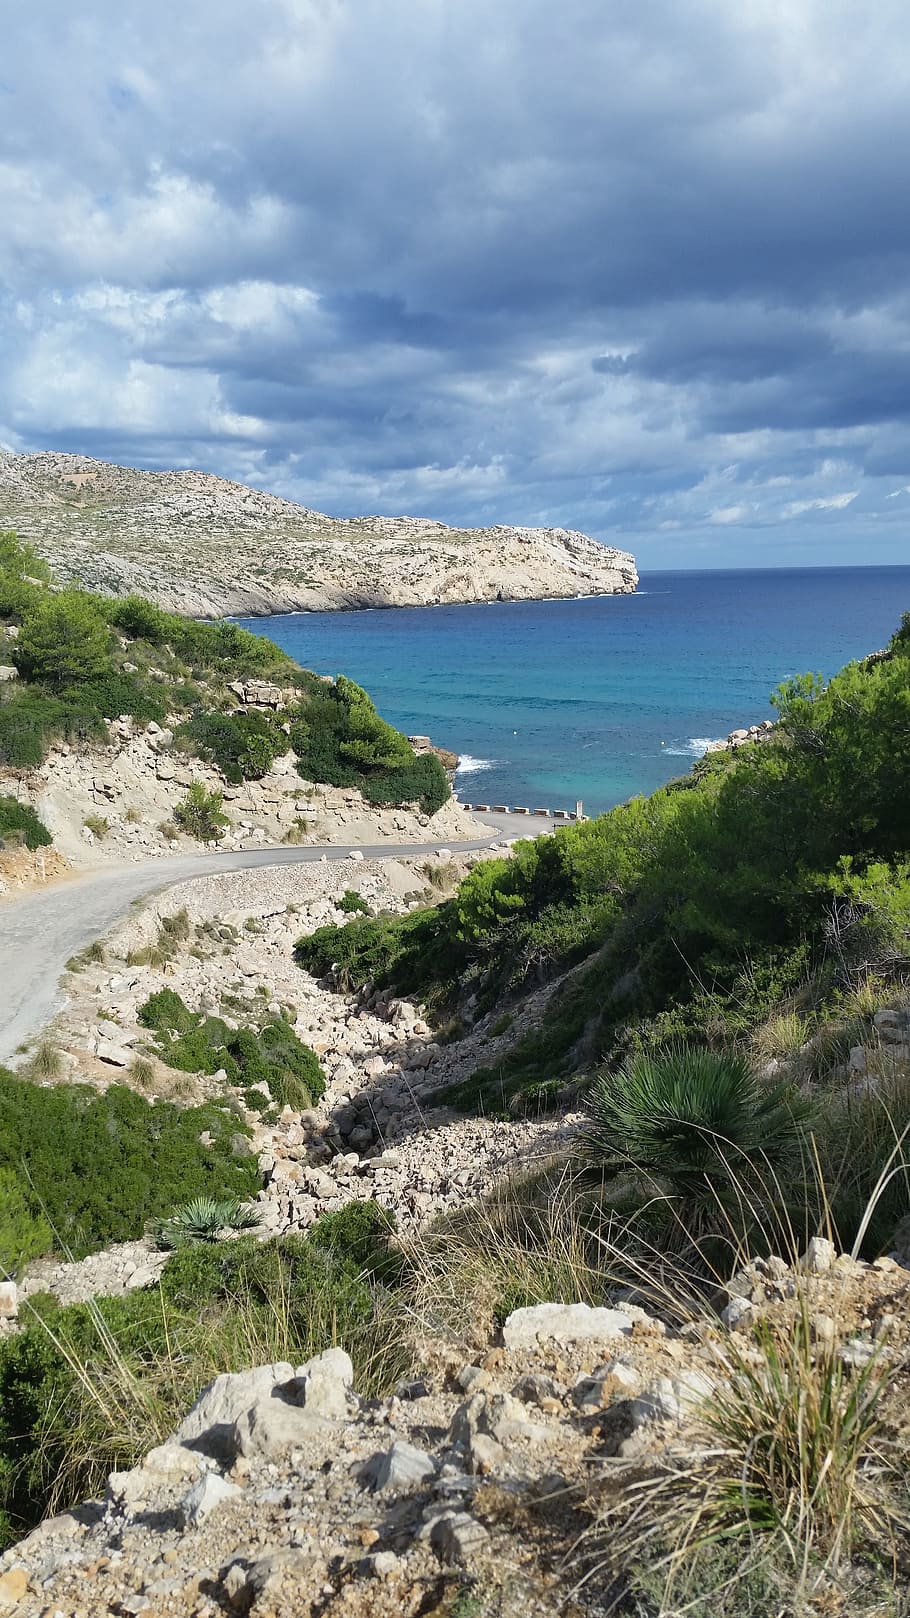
left=0, top=839, right=499, bottom=1066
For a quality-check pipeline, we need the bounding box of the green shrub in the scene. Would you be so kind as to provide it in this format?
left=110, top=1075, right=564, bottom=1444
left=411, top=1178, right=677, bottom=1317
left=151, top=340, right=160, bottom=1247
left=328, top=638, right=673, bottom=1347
left=0, top=797, right=51, bottom=850
left=290, top=677, right=449, bottom=813
left=583, top=1045, right=812, bottom=1206
left=173, top=782, right=229, bottom=843
left=0, top=1070, right=257, bottom=1260
left=179, top=709, right=284, bottom=783
left=13, top=591, right=113, bottom=687
left=155, top=1195, right=260, bottom=1248
left=138, top=991, right=326, bottom=1106
left=338, top=889, right=369, bottom=915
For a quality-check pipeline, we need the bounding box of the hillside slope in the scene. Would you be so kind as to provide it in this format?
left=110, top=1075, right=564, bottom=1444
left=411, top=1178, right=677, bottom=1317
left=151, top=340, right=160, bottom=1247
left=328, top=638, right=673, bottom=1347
left=0, top=451, right=638, bottom=617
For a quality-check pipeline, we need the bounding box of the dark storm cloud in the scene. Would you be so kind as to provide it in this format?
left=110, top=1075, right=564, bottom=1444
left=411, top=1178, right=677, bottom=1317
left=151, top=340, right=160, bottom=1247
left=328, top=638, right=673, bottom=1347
left=3, top=0, right=910, bottom=562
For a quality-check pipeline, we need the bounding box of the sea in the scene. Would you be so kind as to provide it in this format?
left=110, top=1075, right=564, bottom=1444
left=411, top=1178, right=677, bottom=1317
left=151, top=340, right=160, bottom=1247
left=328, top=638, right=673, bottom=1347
left=235, top=566, right=910, bottom=818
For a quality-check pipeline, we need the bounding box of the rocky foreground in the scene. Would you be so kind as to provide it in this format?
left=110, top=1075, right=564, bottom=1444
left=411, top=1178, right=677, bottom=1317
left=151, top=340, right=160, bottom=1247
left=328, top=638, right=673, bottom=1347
left=2, top=1240, right=907, bottom=1618
left=0, top=451, right=637, bottom=617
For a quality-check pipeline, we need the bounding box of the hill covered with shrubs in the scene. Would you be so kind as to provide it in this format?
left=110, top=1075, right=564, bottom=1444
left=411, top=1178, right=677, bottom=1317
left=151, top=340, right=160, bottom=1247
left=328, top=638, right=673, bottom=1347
left=0, top=531, right=449, bottom=816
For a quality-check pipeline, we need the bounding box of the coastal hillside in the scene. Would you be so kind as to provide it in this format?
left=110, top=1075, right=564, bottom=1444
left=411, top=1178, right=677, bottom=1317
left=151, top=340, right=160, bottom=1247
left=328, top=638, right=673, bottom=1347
left=0, top=530, right=479, bottom=892
left=0, top=450, right=638, bottom=617
left=0, top=551, right=907, bottom=1611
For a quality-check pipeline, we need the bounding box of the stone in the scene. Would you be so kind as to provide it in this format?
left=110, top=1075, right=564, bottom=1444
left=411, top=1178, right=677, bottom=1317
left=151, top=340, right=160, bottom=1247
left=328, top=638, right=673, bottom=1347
left=801, top=1236, right=836, bottom=1275
left=430, top=1511, right=490, bottom=1564
left=511, top=1372, right=567, bottom=1408
left=155, top=756, right=176, bottom=781
left=572, top=1360, right=640, bottom=1410
left=362, top=1440, right=436, bottom=1492
left=348, top=850, right=364, bottom=862
left=810, top=1312, right=836, bottom=1346
left=721, top=1295, right=754, bottom=1330
left=0, top=1568, right=29, bottom=1607
left=502, top=1301, right=634, bottom=1350
left=287, top=1347, right=355, bottom=1418
left=848, top=1045, right=867, bottom=1073
left=142, top=1443, right=204, bottom=1479
left=173, top=1361, right=295, bottom=1459
left=182, top=1471, right=242, bottom=1526
left=629, top=1378, right=683, bottom=1428
left=232, top=1395, right=326, bottom=1461
left=95, top=1038, right=133, bottom=1067
left=369, top=1551, right=400, bottom=1578
left=0, top=1282, right=17, bottom=1320
left=450, top=1391, right=551, bottom=1473
left=0, top=666, right=18, bottom=683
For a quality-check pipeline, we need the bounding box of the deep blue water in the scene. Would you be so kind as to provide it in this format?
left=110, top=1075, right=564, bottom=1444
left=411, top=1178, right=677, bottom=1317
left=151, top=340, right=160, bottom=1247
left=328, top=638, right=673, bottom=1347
left=236, top=567, right=910, bottom=817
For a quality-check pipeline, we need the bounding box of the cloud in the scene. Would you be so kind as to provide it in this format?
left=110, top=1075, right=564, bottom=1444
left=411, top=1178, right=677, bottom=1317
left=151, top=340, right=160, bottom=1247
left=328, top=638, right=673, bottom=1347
left=3, top=0, right=910, bottom=563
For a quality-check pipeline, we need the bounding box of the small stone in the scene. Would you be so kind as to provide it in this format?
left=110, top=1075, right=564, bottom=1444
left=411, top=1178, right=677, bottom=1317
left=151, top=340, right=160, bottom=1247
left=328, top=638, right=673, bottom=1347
left=369, top=1552, right=399, bottom=1578
left=182, top=1470, right=242, bottom=1526
left=502, top=1301, right=635, bottom=1350
left=721, top=1295, right=754, bottom=1330
left=810, top=1312, right=836, bottom=1347
left=801, top=1237, right=836, bottom=1275
left=0, top=1282, right=17, bottom=1321
left=430, top=1511, right=490, bottom=1565
left=362, top=1440, right=436, bottom=1492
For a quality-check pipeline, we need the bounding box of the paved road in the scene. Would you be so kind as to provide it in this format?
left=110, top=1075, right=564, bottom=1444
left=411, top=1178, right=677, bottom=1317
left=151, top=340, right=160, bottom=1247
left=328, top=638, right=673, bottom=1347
left=0, top=838, right=500, bottom=1066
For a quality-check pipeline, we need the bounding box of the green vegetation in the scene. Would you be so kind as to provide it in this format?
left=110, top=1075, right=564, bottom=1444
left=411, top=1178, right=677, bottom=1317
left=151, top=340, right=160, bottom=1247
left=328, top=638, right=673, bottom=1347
left=289, top=675, right=448, bottom=813
left=0, top=796, right=51, bottom=850
left=338, top=888, right=370, bottom=915
left=155, top=1194, right=260, bottom=1248
left=177, top=708, right=284, bottom=783
left=0, top=1069, right=257, bottom=1269
left=584, top=1045, right=812, bottom=1208
left=138, top=989, right=327, bottom=1112
left=0, top=534, right=450, bottom=814
left=172, top=781, right=229, bottom=843
left=0, top=1212, right=401, bottom=1545
left=298, top=617, right=910, bottom=1113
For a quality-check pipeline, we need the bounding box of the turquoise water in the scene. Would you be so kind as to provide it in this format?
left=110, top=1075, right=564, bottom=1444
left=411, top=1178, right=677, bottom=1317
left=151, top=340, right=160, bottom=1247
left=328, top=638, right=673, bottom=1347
left=236, top=567, right=910, bottom=817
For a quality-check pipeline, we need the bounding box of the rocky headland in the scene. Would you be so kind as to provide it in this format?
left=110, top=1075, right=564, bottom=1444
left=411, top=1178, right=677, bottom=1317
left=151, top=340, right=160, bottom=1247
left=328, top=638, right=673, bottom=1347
left=0, top=451, right=638, bottom=618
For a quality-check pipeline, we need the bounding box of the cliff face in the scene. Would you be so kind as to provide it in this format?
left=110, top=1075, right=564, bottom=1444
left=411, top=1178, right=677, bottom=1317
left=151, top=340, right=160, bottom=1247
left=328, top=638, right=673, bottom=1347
left=0, top=451, right=638, bottom=616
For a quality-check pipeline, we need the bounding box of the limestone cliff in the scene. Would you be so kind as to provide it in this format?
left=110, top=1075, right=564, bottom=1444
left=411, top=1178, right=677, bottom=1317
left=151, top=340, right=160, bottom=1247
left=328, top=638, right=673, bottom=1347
left=0, top=450, right=638, bottom=617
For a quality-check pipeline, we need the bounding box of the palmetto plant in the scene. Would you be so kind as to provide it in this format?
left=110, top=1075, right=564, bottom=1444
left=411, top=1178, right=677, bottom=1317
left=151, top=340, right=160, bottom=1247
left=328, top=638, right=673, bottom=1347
left=156, top=1195, right=260, bottom=1249
left=584, top=1044, right=812, bottom=1202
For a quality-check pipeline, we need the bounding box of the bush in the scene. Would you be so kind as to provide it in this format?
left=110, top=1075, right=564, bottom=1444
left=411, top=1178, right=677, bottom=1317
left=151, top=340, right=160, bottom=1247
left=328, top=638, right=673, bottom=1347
left=338, top=889, right=370, bottom=915
left=138, top=991, right=327, bottom=1107
left=13, top=591, right=113, bottom=687
left=290, top=677, right=449, bottom=813
left=0, top=1070, right=257, bottom=1261
left=172, top=782, right=229, bottom=843
left=0, top=797, right=51, bottom=850
left=583, top=1045, right=812, bottom=1206
left=179, top=709, right=285, bottom=783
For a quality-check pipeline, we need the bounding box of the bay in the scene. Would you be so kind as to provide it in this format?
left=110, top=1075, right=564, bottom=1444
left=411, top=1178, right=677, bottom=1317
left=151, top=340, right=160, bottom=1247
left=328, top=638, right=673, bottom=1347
left=236, top=565, right=910, bottom=817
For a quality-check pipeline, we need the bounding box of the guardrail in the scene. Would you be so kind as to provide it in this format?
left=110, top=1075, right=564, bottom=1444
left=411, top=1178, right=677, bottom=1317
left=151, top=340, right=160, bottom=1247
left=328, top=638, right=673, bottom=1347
left=459, top=801, right=587, bottom=822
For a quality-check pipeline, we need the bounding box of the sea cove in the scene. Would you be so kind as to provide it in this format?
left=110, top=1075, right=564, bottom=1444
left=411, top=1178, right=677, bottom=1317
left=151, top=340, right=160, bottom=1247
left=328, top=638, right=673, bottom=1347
left=237, top=564, right=910, bottom=816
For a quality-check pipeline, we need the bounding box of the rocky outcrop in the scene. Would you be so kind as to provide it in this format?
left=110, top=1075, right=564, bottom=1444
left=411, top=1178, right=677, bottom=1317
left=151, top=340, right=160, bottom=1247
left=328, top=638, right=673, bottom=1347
left=0, top=450, right=638, bottom=617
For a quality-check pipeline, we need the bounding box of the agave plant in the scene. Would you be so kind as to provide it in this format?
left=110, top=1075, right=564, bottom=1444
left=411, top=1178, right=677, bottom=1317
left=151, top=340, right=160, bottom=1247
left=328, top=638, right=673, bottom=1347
left=584, top=1043, right=812, bottom=1203
left=156, top=1194, right=261, bottom=1249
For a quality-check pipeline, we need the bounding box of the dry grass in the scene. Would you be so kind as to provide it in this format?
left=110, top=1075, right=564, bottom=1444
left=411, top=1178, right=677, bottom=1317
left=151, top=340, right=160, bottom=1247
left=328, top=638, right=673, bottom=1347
left=751, top=1011, right=807, bottom=1062
left=25, top=1039, right=63, bottom=1081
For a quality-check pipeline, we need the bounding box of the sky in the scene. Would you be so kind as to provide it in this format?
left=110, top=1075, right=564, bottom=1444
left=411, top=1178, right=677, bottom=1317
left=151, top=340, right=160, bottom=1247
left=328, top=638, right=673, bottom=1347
left=3, top=1, right=910, bottom=569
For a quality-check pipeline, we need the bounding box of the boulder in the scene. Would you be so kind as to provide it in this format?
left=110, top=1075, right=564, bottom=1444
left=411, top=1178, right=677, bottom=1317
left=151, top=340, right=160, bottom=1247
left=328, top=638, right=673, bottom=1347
left=502, top=1302, right=634, bottom=1350
left=173, top=1362, right=294, bottom=1459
